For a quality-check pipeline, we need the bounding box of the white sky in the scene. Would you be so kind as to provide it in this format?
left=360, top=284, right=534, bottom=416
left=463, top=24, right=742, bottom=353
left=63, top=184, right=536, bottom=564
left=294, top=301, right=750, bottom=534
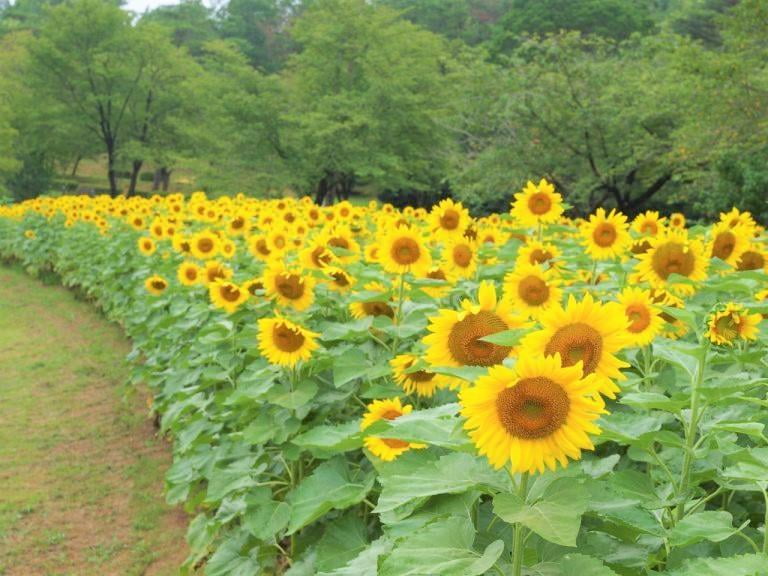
left=122, top=0, right=182, bottom=14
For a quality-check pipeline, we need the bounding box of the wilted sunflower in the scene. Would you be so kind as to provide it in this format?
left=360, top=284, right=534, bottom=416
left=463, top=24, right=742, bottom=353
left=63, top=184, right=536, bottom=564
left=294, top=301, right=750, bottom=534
left=361, top=397, right=426, bottom=461
left=209, top=280, right=249, bottom=314
left=459, top=354, right=604, bottom=473
left=635, top=230, right=708, bottom=295
left=442, top=239, right=477, bottom=279
left=144, top=275, right=168, bottom=296
left=520, top=294, right=631, bottom=398
left=737, top=244, right=768, bottom=272
left=617, top=287, right=663, bottom=346
left=390, top=354, right=456, bottom=397
left=707, top=303, right=762, bottom=346
left=424, top=281, right=526, bottom=368
left=510, top=179, right=564, bottom=228
left=137, top=237, right=156, bottom=256
left=263, top=265, right=315, bottom=311
left=258, top=317, right=319, bottom=367
left=430, top=198, right=471, bottom=239
left=503, top=263, right=562, bottom=319
left=177, top=261, right=202, bottom=286
left=379, top=227, right=432, bottom=276
left=189, top=230, right=219, bottom=260
left=709, top=222, right=749, bottom=266
left=350, top=282, right=395, bottom=319
left=581, top=208, right=631, bottom=260
left=516, top=240, right=562, bottom=270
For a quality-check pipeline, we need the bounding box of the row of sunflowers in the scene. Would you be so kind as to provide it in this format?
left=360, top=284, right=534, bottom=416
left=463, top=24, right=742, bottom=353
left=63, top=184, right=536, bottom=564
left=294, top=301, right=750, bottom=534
left=1, top=180, right=767, bottom=576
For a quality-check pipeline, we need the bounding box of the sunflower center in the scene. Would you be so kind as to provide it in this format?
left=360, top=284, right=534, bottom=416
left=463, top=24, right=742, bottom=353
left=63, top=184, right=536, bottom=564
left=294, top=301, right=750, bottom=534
left=651, top=242, right=695, bottom=279
left=185, top=268, right=198, bottom=281
left=247, top=281, right=264, bottom=295
left=631, top=239, right=652, bottom=255
left=273, top=235, right=286, bottom=249
left=712, top=231, right=736, bottom=260
left=331, top=271, right=350, bottom=286
left=151, top=280, right=166, bottom=291
left=197, top=238, right=214, bottom=253
left=625, top=304, right=651, bottom=333
left=447, top=310, right=511, bottom=366
left=496, top=377, right=570, bottom=439
left=329, top=236, right=350, bottom=250
left=311, top=246, right=332, bottom=267
left=427, top=269, right=447, bottom=281
left=220, top=284, right=242, bottom=302
left=275, top=273, right=304, bottom=300
left=256, top=238, right=271, bottom=256
left=362, top=301, right=395, bottom=318
left=207, top=267, right=227, bottom=283
left=391, top=237, right=421, bottom=265
left=232, top=217, right=245, bottom=229
left=273, top=323, right=306, bottom=352
left=382, top=438, right=411, bottom=449
left=714, top=314, right=738, bottom=339
left=529, top=249, right=553, bottom=266
left=544, top=323, right=603, bottom=374
left=452, top=244, right=473, bottom=268
left=737, top=250, right=764, bottom=271
left=518, top=275, right=549, bottom=306
left=640, top=221, right=658, bottom=235
left=592, top=223, right=617, bottom=247
left=440, top=209, right=460, bottom=230
left=528, top=193, right=552, bottom=215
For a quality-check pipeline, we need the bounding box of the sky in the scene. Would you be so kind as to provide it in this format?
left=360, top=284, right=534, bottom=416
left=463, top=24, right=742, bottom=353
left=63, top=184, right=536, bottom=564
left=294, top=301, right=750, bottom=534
left=122, top=0, right=182, bottom=14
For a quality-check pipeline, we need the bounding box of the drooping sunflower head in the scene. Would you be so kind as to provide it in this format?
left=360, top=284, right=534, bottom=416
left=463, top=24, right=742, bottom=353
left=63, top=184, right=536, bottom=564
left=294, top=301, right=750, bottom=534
left=424, top=281, right=526, bottom=368
left=323, top=266, right=355, bottom=292
left=430, top=198, right=471, bottom=238
left=503, top=263, right=562, bottom=319
left=360, top=397, right=426, bottom=461
left=263, top=265, right=316, bottom=311
left=391, top=354, right=456, bottom=397
left=632, top=211, right=666, bottom=237
left=617, top=287, right=663, bottom=347
left=707, top=303, right=762, bottom=346
left=459, top=355, right=604, bottom=473
left=300, top=236, right=336, bottom=270
left=138, top=237, right=156, bottom=256
left=635, top=230, right=708, bottom=295
left=510, top=179, right=564, bottom=227
left=520, top=293, right=631, bottom=398
left=325, top=224, right=361, bottom=262
left=709, top=221, right=750, bottom=266
left=379, top=227, right=432, bottom=276
left=349, top=282, right=395, bottom=319
left=736, top=244, right=768, bottom=273
left=581, top=208, right=631, bottom=260
left=719, top=207, right=757, bottom=234
left=203, top=260, right=233, bottom=285
left=190, top=230, right=219, bottom=260
left=177, top=261, right=202, bottom=286
left=144, top=275, right=168, bottom=296
left=516, top=240, right=562, bottom=270
left=258, top=317, right=320, bottom=367
left=243, top=277, right=265, bottom=296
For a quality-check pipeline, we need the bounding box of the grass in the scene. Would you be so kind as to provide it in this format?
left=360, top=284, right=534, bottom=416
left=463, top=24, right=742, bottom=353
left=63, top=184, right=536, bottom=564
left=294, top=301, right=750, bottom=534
left=0, top=265, right=188, bottom=576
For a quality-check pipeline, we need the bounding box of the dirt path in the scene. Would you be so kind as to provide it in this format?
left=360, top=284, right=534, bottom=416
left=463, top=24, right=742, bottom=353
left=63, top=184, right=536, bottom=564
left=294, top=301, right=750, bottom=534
left=0, top=266, right=188, bottom=576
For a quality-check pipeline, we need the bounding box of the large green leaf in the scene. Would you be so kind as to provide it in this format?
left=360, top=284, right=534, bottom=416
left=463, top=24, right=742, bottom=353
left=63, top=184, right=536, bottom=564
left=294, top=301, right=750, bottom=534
left=666, top=553, right=768, bottom=576
left=668, top=511, right=739, bottom=547
left=530, top=553, right=620, bottom=576
left=292, top=420, right=363, bottom=455
left=318, top=538, right=393, bottom=576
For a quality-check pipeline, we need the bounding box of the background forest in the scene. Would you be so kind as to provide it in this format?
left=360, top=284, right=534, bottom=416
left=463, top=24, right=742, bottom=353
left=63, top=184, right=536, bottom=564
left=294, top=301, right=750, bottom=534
left=0, top=0, right=766, bottom=220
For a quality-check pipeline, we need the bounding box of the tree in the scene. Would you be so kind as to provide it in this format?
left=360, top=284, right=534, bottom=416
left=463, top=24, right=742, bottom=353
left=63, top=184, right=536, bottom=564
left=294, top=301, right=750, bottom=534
left=141, top=0, right=218, bottom=55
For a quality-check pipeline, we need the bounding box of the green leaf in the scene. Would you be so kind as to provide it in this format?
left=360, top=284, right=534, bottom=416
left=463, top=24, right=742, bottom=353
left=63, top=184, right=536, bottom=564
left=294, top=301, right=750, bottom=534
left=666, top=553, right=768, bottom=576
left=292, top=421, right=363, bottom=455
left=531, top=553, right=620, bottom=576
left=712, top=421, right=766, bottom=439
left=243, top=498, right=290, bottom=541
left=668, top=511, right=738, bottom=547
left=380, top=516, right=504, bottom=576
left=479, top=328, right=528, bottom=346
left=286, top=457, right=375, bottom=534
left=266, top=380, right=318, bottom=410
left=320, top=317, right=374, bottom=341
left=375, top=452, right=510, bottom=514
left=318, top=538, right=392, bottom=576
left=620, top=392, right=688, bottom=412
left=429, top=365, right=488, bottom=383
left=493, top=478, right=588, bottom=547
left=315, top=513, right=369, bottom=572
left=364, top=403, right=471, bottom=450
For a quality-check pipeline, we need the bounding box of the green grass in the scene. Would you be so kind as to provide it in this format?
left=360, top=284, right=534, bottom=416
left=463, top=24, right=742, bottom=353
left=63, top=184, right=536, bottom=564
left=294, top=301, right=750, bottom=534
left=0, top=265, right=188, bottom=576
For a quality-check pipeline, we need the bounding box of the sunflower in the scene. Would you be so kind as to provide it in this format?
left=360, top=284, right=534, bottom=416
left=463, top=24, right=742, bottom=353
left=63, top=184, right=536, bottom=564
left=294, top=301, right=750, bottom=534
left=430, top=198, right=471, bottom=239
left=390, top=354, right=456, bottom=397
left=144, top=275, right=168, bottom=296
left=581, top=208, right=631, bottom=260
left=247, top=234, right=275, bottom=261
left=300, top=237, right=336, bottom=270
left=503, top=263, right=562, bottom=319
left=243, top=277, right=264, bottom=296
left=349, top=282, right=395, bottom=319
left=177, top=261, right=202, bottom=286
left=442, top=238, right=477, bottom=279
left=263, top=265, right=315, bottom=311
left=737, top=244, right=768, bottom=273
left=719, top=207, right=757, bottom=233
left=203, top=260, right=233, bottom=285
left=635, top=230, right=708, bottom=295
left=423, top=281, right=526, bottom=368
left=510, top=179, right=564, bottom=228
left=379, top=227, right=432, bottom=276
left=707, top=303, right=762, bottom=346
left=669, top=212, right=686, bottom=229
left=520, top=294, right=631, bottom=398
left=617, top=287, right=663, bottom=346
left=24, top=229, right=36, bottom=240
left=226, top=213, right=252, bottom=236
left=325, top=225, right=361, bottom=262
left=324, top=266, right=355, bottom=292
left=189, top=230, right=219, bottom=260
left=709, top=222, right=749, bottom=266
left=631, top=211, right=665, bottom=237
left=209, top=280, right=249, bottom=314
left=516, top=240, right=562, bottom=270
left=459, top=354, right=603, bottom=473
left=258, top=317, right=320, bottom=367
left=418, top=265, right=453, bottom=299
left=361, top=398, right=426, bottom=461
left=137, top=237, right=156, bottom=256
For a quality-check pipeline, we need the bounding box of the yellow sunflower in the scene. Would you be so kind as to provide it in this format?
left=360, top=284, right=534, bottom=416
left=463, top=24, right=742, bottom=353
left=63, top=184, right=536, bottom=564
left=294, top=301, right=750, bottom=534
left=669, top=212, right=686, bottom=229
left=144, top=275, right=168, bottom=296
left=263, top=265, right=315, bottom=311
left=417, top=265, right=453, bottom=299
left=581, top=208, right=631, bottom=260
left=300, top=237, right=336, bottom=270
left=502, top=263, right=562, bottom=319
left=226, top=213, right=252, bottom=236
left=258, top=317, right=320, bottom=367
left=429, top=198, right=471, bottom=239
left=361, top=397, right=426, bottom=461
left=442, top=238, right=477, bottom=279
left=516, top=240, right=562, bottom=270
left=520, top=294, right=631, bottom=398
left=324, top=266, right=355, bottom=292
left=423, top=281, right=526, bottom=368
left=24, top=229, right=36, bottom=240
left=510, top=178, right=564, bottom=228
left=390, top=354, right=456, bottom=397
left=737, top=244, right=768, bottom=273
left=177, top=261, right=202, bottom=286
left=635, top=230, right=708, bottom=295
left=709, top=222, right=749, bottom=266
left=617, top=287, right=663, bottom=346
left=243, top=277, right=264, bottom=296
left=379, top=227, right=432, bottom=276
left=189, top=230, right=219, bottom=260
left=631, top=210, right=666, bottom=237
left=203, top=260, right=233, bottom=285
left=137, top=237, right=156, bottom=256
left=459, top=354, right=603, bottom=473
left=350, top=282, right=395, bottom=320
left=247, top=234, right=276, bottom=261
left=707, top=303, right=762, bottom=346
left=209, top=280, right=249, bottom=314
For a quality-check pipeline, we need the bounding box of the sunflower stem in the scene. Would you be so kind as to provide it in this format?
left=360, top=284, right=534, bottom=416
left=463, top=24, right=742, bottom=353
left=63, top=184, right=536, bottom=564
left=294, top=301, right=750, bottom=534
left=762, top=487, right=768, bottom=555
left=391, top=274, right=406, bottom=353
left=675, top=339, right=709, bottom=523
left=511, top=472, right=530, bottom=576
left=537, top=221, right=543, bottom=242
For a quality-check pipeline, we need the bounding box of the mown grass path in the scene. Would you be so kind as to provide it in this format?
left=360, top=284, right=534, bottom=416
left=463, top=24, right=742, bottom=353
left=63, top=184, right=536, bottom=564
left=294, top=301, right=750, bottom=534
left=0, top=266, right=187, bottom=575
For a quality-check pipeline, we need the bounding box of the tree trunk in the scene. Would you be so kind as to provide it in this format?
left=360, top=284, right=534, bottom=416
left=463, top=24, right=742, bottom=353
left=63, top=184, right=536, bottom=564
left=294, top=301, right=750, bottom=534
left=106, top=143, right=119, bottom=197
left=152, top=167, right=163, bottom=191
left=162, top=168, right=172, bottom=192
left=315, top=174, right=329, bottom=205
left=127, top=160, right=143, bottom=197
left=70, top=155, right=82, bottom=178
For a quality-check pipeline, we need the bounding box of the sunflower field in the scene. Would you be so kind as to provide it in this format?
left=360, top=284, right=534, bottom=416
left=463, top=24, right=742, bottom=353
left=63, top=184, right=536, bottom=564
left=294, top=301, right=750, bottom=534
left=1, top=182, right=767, bottom=576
